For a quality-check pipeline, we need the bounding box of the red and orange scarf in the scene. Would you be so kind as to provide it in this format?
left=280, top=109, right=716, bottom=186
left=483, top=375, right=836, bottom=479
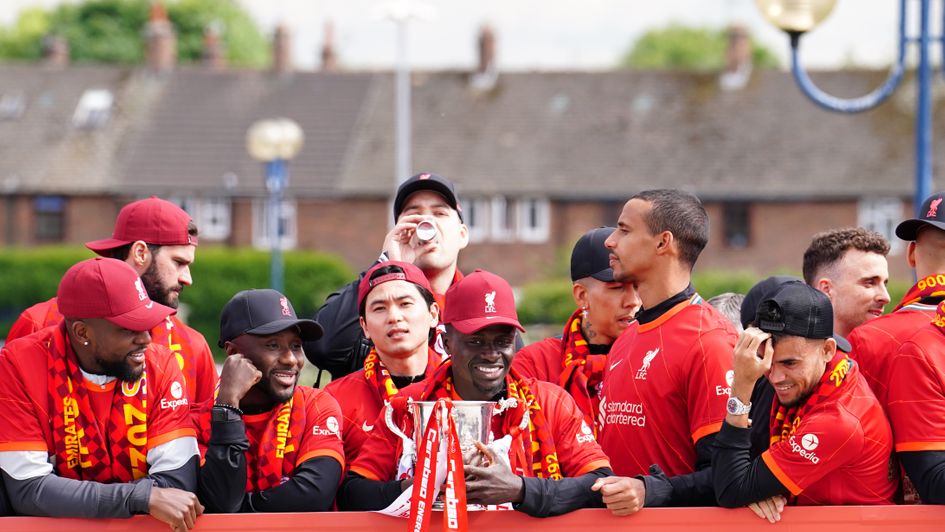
left=151, top=316, right=200, bottom=401
left=558, top=308, right=607, bottom=433
left=245, top=387, right=307, bottom=493
left=770, top=352, right=853, bottom=445
left=894, top=273, right=945, bottom=311
left=363, top=347, right=440, bottom=402
left=47, top=324, right=149, bottom=483
left=420, top=361, right=563, bottom=480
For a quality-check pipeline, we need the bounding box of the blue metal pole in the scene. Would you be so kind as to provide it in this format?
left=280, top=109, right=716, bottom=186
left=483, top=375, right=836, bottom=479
left=265, top=159, right=286, bottom=293
left=916, top=0, right=933, bottom=216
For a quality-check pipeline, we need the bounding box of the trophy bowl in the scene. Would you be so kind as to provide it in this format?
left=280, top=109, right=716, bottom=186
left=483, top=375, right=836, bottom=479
left=411, top=400, right=495, bottom=453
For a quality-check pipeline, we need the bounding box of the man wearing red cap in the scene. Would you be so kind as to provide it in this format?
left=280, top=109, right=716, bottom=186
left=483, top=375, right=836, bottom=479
left=306, top=173, right=470, bottom=381
left=6, top=196, right=217, bottom=418
left=0, top=258, right=203, bottom=529
left=513, top=227, right=641, bottom=430
left=197, top=289, right=343, bottom=512
left=338, top=270, right=612, bottom=517
left=323, top=261, right=442, bottom=465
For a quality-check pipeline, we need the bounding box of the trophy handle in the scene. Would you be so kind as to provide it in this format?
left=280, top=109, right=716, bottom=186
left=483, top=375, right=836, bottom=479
left=384, top=398, right=413, bottom=443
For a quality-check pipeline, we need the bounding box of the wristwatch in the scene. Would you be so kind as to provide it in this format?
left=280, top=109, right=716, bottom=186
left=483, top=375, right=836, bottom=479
left=726, top=396, right=751, bottom=416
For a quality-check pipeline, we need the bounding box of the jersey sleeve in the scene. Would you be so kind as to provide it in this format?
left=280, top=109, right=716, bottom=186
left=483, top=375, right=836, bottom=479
left=5, top=312, right=43, bottom=344
left=512, top=340, right=555, bottom=382
left=538, top=383, right=610, bottom=477
left=0, top=347, right=48, bottom=452
left=887, top=335, right=945, bottom=452
left=348, top=407, right=406, bottom=482
left=146, top=348, right=198, bottom=449
left=686, top=326, right=735, bottom=443
left=296, top=388, right=345, bottom=469
left=760, top=410, right=861, bottom=496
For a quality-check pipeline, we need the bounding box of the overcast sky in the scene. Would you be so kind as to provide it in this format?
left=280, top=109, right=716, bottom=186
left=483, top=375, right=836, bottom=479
left=2, top=0, right=904, bottom=70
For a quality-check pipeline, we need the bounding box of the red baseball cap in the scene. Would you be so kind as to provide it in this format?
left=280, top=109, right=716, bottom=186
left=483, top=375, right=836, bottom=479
left=357, top=261, right=434, bottom=310
left=442, top=269, right=524, bottom=334
left=85, top=196, right=198, bottom=253
left=58, top=258, right=175, bottom=331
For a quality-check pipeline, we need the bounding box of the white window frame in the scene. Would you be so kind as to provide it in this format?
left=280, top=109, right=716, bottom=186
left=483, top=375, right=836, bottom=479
left=73, top=89, right=113, bottom=129
left=516, top=197, right=550, bottom=243
left=490, top=196, right=514, bottom=242
left=253, top=198, right=297, bottom=250
left=858, top=197, right=905, bottom=256
left=460, top=196, right=490, bottom=243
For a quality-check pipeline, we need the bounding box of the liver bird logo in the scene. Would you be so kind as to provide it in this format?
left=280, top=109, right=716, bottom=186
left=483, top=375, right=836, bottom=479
left=484, top=290, right=497, bottom=313
left=928, top=197, right=943, bottom=218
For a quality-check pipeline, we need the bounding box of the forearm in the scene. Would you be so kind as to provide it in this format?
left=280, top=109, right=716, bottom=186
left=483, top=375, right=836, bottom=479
left=1, top=470, right=151, bottom=518
left=198, top=417, right=250, bottom=513
left=337, top=471, right=406, bottom=511
left=243, top=457, right=341, bottom=513
left=712, top=422, right=787, bottom=507
left=517, top=468, right=611, bottom=517
left=900, top=451, right=945, bottom=504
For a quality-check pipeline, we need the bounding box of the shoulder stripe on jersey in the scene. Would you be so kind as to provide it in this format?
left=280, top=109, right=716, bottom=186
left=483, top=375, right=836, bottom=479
left=761, top=450, right=802, bottom=496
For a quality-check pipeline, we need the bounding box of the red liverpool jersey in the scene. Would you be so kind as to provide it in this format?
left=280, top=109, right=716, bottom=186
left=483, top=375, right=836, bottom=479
left=0, top=327, right=195, bottom=470
left=324, top=370, right=395, bottom=465
left=513, top=337, right=564, bottom=383
left=597, top=299, right=736, bottom=477
left=847, top=303, right=937, bottom=409
left=887, top=324, right=945, bottom=453
left=762, top=363, right=896, bottom=505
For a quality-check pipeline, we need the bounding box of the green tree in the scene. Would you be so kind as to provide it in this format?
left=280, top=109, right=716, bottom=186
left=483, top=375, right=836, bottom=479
left=622, top=24, right=779, bottom=70
left=0, top=0, right=267, bottom=67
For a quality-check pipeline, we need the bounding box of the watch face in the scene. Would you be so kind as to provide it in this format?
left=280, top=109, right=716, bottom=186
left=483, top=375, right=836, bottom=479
left=727, top=397, right=748, bottom=415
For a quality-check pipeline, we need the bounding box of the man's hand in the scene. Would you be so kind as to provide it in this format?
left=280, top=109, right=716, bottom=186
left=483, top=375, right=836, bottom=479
left=148, top=486, right=204, bottom=531
left=216, top=353, right=262, bottom=406
left=591, top=476, right=645, bottom=516
left=383, top=214, right=429, bottom=263
left=464, top=442, right=524, bottom=505
left=732, top=327, right=774, bottom=397
left=747, top=495, right=786, bottom=523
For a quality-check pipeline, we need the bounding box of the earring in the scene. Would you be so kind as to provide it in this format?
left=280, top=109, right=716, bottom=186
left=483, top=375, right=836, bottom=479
left=82, top=341, right=89, bottom=346
left=581, top=307, right=589, bottom=320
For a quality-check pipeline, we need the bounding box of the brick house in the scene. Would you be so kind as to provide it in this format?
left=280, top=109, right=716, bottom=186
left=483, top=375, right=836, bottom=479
left=0, top=17, right=937, bottom=285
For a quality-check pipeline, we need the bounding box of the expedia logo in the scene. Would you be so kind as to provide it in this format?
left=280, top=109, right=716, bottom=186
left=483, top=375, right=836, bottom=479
left=716, top=369, right=735, bottom=396
left=313, top=416, right=341, bottom=438
left=788, top=434, right=820, bottom=464
left=576, top=420, right=595, bottom=444
left=160, top=397, right=189, bottom=410
left=170, top=381, right=183, bottom=399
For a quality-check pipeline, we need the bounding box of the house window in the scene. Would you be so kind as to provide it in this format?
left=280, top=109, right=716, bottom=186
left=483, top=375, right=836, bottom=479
left=490, top=196, right=514, bottom=241
left=461, top=197, right=490, bottom=243
left=722, top=202, right=750, bottom=249
left=517, top=198, right=550, bottom=243
left=858, top=197, right=905, bottom=256
left=33, top=195, right=65, bottom=242
left=174, top=197, right=232, bottom=242
left=73, top=89, right=113, bottom=129
left=0, top=92, right=25, bottom=121
left=253, top=199, right=297, bottom=250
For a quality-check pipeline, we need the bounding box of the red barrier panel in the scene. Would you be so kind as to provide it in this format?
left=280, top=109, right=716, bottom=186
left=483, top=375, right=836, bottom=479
left=3, top=506, right=945, bottom=531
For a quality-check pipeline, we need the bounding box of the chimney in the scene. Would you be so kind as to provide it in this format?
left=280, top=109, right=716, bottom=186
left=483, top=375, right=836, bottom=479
left=202, top=22, right=226, bottom=70
left=320, top=21, right=337, bottom=72
left=145, top=1, right=177, bottom=73
left=272, top=23, right=292, bottom=74
left=41, top=34, right=69, bottom=67
left=470, top=25, right=498, bottom=91
left=719, top=24, right=752, bottom=91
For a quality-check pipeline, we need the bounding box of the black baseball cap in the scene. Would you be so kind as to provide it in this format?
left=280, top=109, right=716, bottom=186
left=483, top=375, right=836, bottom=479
left=740, top=276, right=802, bottom=329
left=571, top=227, right=616, bottom=282
left=755, top=281, right=852, bottom=353
left=895, top=191, right=945, bottom=241
left=218, top=289, right=323, bottom=348
left=392, top=172, right=463, bottom=222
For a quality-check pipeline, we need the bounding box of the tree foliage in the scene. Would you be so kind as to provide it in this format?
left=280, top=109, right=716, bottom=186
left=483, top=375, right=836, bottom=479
left=0, top=0, right=268, bottom=67
left=622, top=24, right=779, bottom=70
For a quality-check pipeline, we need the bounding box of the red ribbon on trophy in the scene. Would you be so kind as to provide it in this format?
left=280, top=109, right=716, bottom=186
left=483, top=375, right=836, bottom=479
left=408, top=398, right=468, bottom=532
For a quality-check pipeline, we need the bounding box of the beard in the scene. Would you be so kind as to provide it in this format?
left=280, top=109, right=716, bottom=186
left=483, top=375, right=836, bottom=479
left=140, top=259, right=181, bottom=309
left=97, top=355, right=144, bottom=383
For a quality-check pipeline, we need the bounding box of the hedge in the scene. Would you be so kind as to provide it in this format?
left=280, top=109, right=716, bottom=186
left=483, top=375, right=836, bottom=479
left=0, top=246, right=353, bottom=356
left=515, top=271, right=912, bottom=327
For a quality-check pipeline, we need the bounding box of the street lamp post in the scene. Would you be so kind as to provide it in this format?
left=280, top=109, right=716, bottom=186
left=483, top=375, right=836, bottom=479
left=756, top=0, right=933, bottom=216
left=246, top=118, right=304, bottom=293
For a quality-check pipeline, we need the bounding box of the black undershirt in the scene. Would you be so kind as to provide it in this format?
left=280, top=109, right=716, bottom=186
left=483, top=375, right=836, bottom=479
left=635, top=284, right=696, bottom=325
left=391, top=374, right=426, bottom=389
